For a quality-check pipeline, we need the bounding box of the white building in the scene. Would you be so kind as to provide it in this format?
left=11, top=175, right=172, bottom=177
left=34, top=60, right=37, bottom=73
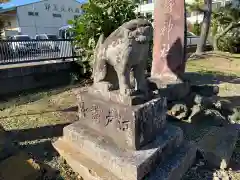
left=135, top=0, right=233, bottom=24
left=0, top=0, right=82, bottom=38
left=187, top=0, right=233, bottom=24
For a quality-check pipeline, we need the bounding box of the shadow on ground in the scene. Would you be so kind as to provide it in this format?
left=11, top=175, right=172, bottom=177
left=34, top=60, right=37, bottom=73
left=188, top=51, right=240, bottom=61
left=0, top=79, right=89, bottom=111
left=184, top=71, right=239, bottom=85
left=0, top=106, right=78, bottom=120
left=10, top=122, right=73, bottom=142
left=204, top=52, right=240, bottom=60
left=0, top=120, right=78, bottom=179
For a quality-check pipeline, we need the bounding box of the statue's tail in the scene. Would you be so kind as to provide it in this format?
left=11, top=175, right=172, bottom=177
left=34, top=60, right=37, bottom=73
left=93, top=34, right=106, bottom=83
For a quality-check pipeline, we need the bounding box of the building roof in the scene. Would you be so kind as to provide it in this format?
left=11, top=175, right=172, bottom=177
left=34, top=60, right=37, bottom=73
left=0, top=7, right=16, bottom=14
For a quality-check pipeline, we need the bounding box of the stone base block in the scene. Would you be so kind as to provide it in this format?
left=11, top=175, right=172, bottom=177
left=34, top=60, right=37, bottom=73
left=76, top=88, right=167, bottom=150
left=53, top=139, right=196, bottom=180
left=53, top=138, right=120, bottom=180
left=197, top=125, right=238, bottom=169
left=147, top=141, right=196, bottom=180
left=62, top=122, right=183, bottom=180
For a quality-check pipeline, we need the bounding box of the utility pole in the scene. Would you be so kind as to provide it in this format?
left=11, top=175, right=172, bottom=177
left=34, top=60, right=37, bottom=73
left=33, top=4, right=37, bottom=36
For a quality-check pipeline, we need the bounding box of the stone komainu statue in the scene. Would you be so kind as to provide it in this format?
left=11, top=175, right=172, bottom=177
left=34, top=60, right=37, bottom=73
left=93, top=19, right=153, bottom=96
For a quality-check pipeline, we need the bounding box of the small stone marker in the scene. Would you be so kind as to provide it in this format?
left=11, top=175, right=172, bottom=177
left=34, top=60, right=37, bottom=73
left=197, top=125, right=238, bottom=169
left=151, top=0, right=186, bottom=82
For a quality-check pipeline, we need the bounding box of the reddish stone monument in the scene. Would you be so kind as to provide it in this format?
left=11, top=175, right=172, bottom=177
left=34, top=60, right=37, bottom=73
left=151, top=0, right=186, bottom=83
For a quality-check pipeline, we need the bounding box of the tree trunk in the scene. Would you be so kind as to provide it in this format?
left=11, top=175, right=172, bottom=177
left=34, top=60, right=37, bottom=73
left=213, top=23, right=235, bottom=51
left=195, top=0, right=212, bottom=55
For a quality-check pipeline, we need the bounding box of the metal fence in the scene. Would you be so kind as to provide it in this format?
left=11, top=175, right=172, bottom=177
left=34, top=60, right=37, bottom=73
left=0, top=39, right=79, bottom=65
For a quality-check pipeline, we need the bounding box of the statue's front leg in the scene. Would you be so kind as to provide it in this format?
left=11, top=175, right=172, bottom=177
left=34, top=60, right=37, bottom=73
left=93, top=57, right=107, bottom=84
left=134, top=60, right=148, bottom=95
left=116, top=66, right=132, bottom=96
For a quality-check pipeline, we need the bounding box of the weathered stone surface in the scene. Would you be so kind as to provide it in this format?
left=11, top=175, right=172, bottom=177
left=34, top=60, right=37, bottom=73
left=0, top=126, right=16, bottom=161
left=167, top=103, right=188, bottom=120
left=76, top=89, right=167, bottom=150
left=63, top=123, right=183, bottom=180
left=54, top=139, right=195, bottom=180
left=0, top=152, right=41, bottom=180
left=53, top=138, right=120, bottom=180
left=190, top=85, right=219, bottom=97
left=197, top=125, right=238, bottom=169
left=151, top=0, right=186, bottom=82
left=147, top=141, right=196, bottom=180
left=147, top=78, right=190, bottom=101
left=93, top=19, right=153, bottom=96
left=80, top=86, right=154, bottom=106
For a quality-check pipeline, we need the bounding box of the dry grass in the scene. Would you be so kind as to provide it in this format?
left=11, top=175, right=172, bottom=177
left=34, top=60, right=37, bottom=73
left=0, top=87, right=77, bottom=131
left=0, top=85, right=80, bottom=179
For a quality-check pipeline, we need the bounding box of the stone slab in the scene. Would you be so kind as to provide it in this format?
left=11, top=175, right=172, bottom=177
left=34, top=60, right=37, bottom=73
left=147, top=141, right=196, bottom=180
left=147, top=77, right=190, bottom=101
left=63, top=123, right=183, bottom=180
left=76, top=88, right=167, bottom=150
left=53, top=139, right=195, bottom=180
left=0, top=152, right=41, bottom=180
left=197, top=125, right=238, bottom=169
left=84, top=85, right=153, bottom=106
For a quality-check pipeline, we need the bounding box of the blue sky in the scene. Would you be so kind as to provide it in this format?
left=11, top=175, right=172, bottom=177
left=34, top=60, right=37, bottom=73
left=1, top=0, right=85, bottom=9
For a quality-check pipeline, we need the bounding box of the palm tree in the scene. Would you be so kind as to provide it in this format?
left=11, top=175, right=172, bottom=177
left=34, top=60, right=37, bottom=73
left=212, top=1, right=240, bottom=51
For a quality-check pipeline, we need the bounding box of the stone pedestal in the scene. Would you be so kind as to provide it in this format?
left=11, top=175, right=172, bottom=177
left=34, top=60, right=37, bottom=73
left=53, top=87, right=196, bottom=180
left=76, top=87, right=167, bottom=150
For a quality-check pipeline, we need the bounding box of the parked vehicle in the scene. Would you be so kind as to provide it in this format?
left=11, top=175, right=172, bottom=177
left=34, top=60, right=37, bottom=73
left=59, top=25, right=73, bottom=39
left=35, top=34, right=60, bottom=51
left=187, top=31, right=211, bottom=46
left=8, top=35, right=37, bottom=53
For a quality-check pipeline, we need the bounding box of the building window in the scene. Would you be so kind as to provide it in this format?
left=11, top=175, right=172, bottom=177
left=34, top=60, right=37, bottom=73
left=146, top=12, right=152, bottom=20
left=53, top=13, right=62, bottom=18
left=28, top=11, right=39, bottom=16
left=140, top=0, right=153, bottom=5
left=212, top=2, right=221, bottom=10
left=74, top=15, right=80, bottom=19
left=28, top=12, right=34, bottom=16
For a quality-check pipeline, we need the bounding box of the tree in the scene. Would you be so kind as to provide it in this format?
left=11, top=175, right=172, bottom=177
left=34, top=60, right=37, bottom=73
left=195, top=0, right=212, bottom=55
left=212, top=1, right=240, bottom=51
left=69, top=0, right=137, bottom=75
left=0, top=0, right=9, bottom=3
left=0, top=0, right=10, bottom=38
left=186, top=0, right=212, bottom=55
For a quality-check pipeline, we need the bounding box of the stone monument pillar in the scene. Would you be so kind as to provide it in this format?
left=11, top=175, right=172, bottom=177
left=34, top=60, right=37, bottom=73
left=151, top=0, right=186, bottom=83
left=53, top=19, right=196, bottom=180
